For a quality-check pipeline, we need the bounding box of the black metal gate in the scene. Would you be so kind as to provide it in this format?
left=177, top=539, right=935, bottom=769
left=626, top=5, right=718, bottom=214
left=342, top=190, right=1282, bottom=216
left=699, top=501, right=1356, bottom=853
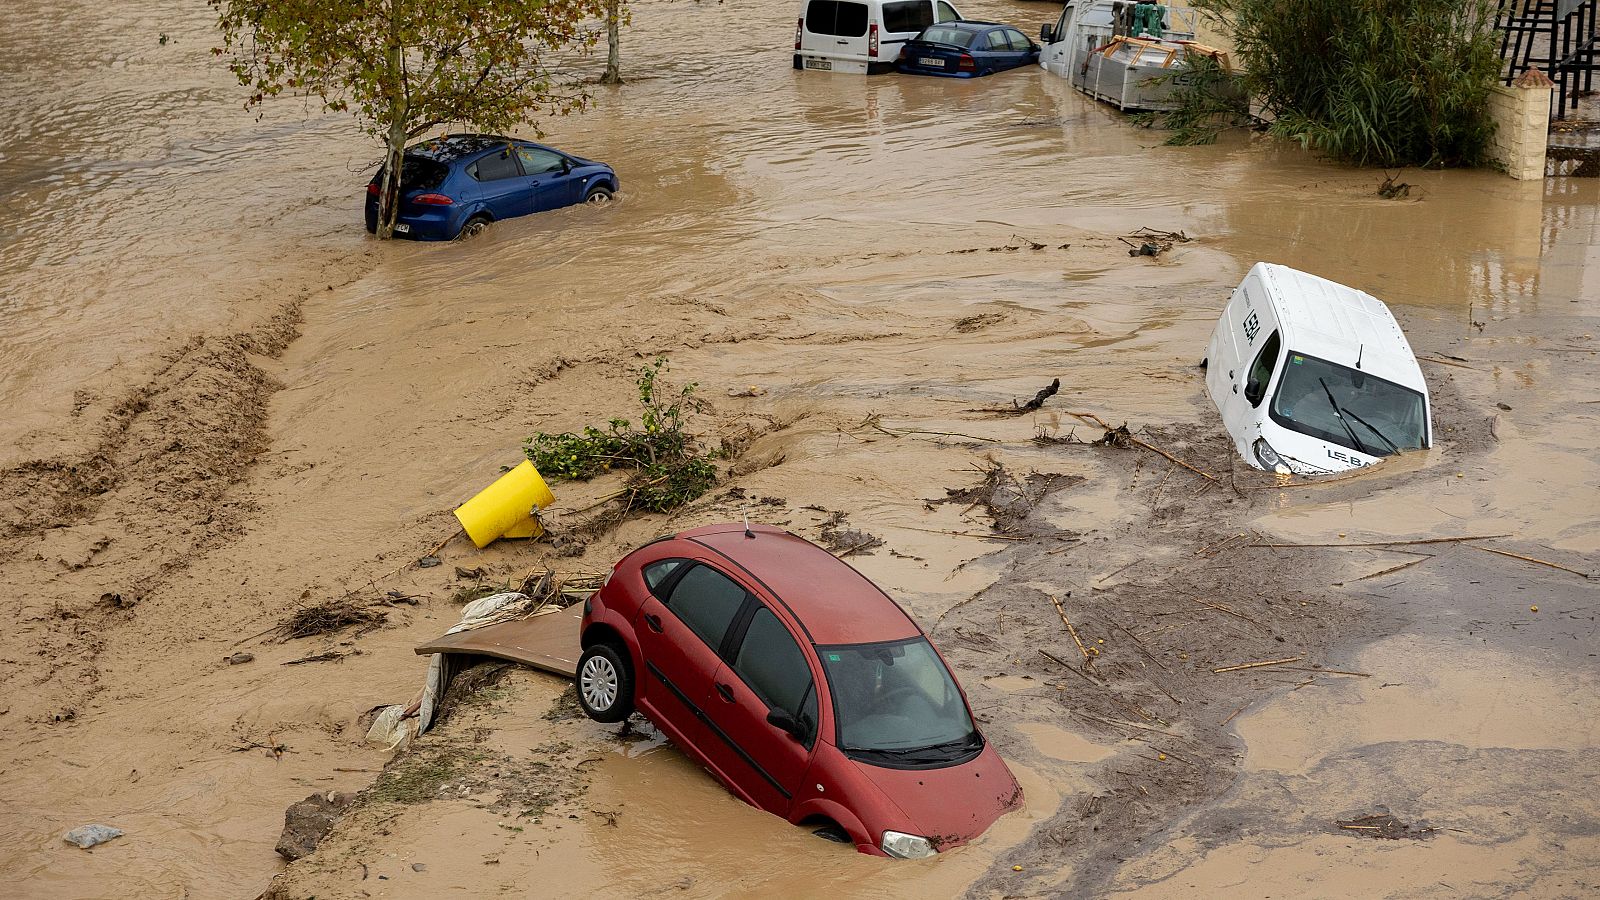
left=1497, top=0, right=1598, bottom=119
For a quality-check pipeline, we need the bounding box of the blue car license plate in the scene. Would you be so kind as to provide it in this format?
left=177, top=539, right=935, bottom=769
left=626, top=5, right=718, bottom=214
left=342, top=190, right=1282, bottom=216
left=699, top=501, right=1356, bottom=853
left=919, top=57, right=944, bottom=67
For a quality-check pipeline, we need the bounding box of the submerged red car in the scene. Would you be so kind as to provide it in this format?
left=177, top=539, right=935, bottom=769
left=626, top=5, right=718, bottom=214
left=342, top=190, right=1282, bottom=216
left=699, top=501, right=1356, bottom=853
left=576, top=523, right=1022, bottom=857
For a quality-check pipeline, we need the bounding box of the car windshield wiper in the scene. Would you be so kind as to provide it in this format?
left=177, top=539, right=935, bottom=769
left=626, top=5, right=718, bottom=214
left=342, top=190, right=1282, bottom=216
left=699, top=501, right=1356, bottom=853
left=1341, top=407, right=1401, bottom=454
left=842, top=732, right=981, bottom=759
left=1318, top=377, right=1370, bottom=456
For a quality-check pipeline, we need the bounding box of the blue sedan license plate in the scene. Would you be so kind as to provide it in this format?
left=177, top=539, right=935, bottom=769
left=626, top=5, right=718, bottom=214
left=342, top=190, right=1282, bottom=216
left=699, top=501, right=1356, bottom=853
left=393, top=223, right=410, bottom=233
left=920, top=57, right=944, bottom=67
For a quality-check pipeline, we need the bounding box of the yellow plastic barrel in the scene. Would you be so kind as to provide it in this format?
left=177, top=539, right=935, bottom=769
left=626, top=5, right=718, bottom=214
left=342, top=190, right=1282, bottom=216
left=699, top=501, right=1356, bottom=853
left=453, top=460, right=556, bottom=548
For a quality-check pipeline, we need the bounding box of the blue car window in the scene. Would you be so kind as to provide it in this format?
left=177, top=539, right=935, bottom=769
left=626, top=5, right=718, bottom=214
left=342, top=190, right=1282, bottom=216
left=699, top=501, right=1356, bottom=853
left=985, top=30, right=1008, bottom=50
left=1006, top=29, right=1031, bottom=50
left=469, top=149, right=521, bottom=182
left=516, top=147, right=567, bottom=174
left=919, top=25, right=973, bottom=47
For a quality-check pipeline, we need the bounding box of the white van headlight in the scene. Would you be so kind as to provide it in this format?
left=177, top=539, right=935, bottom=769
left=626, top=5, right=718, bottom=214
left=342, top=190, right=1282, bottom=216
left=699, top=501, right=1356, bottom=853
left=881, top=830, right=937, bottom=859
left=1253, top=439, right=1292, bottom=475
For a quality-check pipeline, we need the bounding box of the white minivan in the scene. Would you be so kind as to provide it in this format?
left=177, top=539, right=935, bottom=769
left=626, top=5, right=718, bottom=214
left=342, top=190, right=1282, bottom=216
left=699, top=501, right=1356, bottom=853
left=794, top=0, right=964, bottom=74
left=1205, top=263, right=1432, bottom=476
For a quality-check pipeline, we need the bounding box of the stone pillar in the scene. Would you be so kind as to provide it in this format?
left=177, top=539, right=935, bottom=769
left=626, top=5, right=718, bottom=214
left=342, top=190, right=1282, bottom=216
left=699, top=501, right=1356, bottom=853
left=1487, top=69, right=1555, bottom=180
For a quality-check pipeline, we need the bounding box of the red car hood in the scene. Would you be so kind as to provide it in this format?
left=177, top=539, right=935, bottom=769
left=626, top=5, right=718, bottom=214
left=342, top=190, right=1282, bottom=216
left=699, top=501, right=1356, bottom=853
left=851, top=743, right=1022, bottom=850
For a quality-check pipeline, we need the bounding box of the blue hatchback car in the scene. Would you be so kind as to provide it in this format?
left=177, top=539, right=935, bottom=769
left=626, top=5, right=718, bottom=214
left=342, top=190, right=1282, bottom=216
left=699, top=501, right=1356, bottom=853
left=895, top=22, right=1039, bottom=77
left=364, top=134, right=619, bottom=240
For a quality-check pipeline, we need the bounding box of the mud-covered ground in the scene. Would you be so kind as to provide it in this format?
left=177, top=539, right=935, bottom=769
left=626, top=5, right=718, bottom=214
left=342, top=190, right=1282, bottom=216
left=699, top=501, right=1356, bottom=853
left=3, top=0, right=1598, bottom=897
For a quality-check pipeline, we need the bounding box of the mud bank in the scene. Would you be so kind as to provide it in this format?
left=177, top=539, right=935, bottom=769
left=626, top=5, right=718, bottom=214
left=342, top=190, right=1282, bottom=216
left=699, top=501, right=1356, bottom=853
left=3, top=0, right=1599, bottom=896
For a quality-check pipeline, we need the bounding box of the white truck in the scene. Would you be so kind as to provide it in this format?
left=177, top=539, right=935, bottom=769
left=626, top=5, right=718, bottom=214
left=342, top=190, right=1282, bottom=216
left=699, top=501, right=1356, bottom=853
left=1204, top=263, right=1432, bottom=475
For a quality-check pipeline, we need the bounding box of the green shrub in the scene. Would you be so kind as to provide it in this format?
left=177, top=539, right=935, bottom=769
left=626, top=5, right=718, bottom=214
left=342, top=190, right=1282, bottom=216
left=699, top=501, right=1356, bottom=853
left=525, top=358, right=719, bottom=515
left=1198, top=0, right=1501, bottom=166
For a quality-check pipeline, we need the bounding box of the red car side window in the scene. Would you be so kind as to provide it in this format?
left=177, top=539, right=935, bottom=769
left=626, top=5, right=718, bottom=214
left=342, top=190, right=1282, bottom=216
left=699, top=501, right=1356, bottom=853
left=733, top=607, right=818, bottom=745
left=664, top=564, right=748, bottom=652
left=642, top=558, right=687, bottom=595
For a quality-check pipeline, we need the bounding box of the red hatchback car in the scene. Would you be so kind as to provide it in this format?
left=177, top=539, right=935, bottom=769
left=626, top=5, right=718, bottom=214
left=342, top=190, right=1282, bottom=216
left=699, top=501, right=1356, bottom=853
left=576, top=523, right=1022, bottom=858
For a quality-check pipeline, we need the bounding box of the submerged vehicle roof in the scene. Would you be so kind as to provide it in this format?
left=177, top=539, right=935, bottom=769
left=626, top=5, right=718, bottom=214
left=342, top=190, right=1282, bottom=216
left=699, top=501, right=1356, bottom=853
left=1250, top=262, right=1428, bottom=394
left=675, top=524, right=922, bottom=646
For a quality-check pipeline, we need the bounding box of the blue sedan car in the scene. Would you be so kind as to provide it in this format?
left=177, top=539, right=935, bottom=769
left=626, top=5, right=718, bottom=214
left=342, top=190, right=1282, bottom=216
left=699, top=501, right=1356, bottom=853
left=895, top=22, right=1040, bottom=77
left=364, top=134, right=619, bottom=240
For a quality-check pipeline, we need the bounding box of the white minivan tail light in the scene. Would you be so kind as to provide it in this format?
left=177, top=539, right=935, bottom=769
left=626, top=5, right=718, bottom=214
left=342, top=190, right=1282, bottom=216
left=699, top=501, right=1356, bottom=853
left=869, top=23, right=879, bottom=56
left=795, top=17, right=803, bottom=50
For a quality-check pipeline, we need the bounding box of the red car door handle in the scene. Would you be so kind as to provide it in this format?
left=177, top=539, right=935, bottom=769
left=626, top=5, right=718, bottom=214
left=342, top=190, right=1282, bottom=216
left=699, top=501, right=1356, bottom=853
left=716, top=683, right=736, bottom=703
left=644, top=614, right=664, bottom=633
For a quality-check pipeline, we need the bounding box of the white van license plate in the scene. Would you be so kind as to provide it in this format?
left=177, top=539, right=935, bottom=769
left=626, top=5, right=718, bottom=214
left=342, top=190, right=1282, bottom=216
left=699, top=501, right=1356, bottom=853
left=804, top=59, right=832, bottom=70
left=920, top=57, right=944, bottom=67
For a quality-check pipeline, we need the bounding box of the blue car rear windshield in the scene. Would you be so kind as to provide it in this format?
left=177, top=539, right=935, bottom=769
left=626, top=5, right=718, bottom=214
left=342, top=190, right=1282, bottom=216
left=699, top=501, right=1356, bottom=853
left=917, top=25, right=975, bottom=47
left=373, top=156, right=448, bottom=193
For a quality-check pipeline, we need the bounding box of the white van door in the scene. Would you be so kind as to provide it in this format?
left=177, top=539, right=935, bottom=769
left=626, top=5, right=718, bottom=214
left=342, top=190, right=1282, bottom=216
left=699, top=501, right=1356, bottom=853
left=801, top=0, right=871, bottom=68
left=1039, top=2, right=1075, bottom=76
left=1217, top=284, right=1283, bottom=457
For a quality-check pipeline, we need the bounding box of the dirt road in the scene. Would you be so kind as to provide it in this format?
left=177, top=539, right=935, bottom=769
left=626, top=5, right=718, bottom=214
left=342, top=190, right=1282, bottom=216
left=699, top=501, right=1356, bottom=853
left=2, top=0, right=1597, bottom=897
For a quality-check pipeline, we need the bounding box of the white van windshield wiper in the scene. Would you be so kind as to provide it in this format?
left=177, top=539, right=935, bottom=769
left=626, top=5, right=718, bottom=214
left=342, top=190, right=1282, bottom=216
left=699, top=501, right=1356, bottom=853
left=1318, top=377, right=1370, bottom=456
left=1341, top=408, right=1400, bottom=454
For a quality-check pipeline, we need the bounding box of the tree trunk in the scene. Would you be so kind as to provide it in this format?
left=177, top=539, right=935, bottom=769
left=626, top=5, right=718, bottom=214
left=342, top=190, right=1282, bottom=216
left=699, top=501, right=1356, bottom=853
left=377, top=0, right=407, bottom=240
left=601, top=0, right=622, bottom=84
left=377, top=118, right=406, bottom=240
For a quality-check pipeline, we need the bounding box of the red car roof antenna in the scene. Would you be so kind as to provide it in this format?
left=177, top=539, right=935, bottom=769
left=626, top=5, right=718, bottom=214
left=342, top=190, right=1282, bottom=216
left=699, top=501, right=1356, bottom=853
left=743, top=509, right=755, bottom=539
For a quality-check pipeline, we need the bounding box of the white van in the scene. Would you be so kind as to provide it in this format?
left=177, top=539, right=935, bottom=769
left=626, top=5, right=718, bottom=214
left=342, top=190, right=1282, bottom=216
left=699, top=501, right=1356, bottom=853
left=1204, top=263, right=1432, bottom=475
left=794, top=0, right=964, bottom=74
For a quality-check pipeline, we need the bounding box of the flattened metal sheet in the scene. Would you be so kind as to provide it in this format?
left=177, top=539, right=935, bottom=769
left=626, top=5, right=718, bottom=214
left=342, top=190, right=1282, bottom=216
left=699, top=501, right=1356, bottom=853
left=414, top=608, right=582, bottom=678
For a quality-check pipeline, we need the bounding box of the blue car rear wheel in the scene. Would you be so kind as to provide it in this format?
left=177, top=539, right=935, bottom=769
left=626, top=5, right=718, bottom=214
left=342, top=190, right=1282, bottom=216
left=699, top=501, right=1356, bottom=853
left=456, top=214, right=491, bottom=240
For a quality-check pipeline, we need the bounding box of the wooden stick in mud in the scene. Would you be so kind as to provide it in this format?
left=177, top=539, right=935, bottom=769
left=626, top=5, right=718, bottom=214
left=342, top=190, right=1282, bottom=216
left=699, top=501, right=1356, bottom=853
left=1049, top=594, right=1094, bottom=664
left=1213, top=656, right=1303, bottom=673
left=1284, top=666, right=1371, bottom=677
left=1251, top=534, right=1509, bottom=549
left=1475, top=545, right=1592, bottom=578
left=1341, top=554, right=1435, bottom=584
left=1219, top=704, right=1249, bottom=726
left=1066, top=411, right=1217, bottom=482
left=1038, top=649, right=1103, bottom=687
left=1107, top=620, right=1169, bottom=671
left=1189, top=597, right=1263, bottom=627
left=887, top=523, right=1029, bottom=541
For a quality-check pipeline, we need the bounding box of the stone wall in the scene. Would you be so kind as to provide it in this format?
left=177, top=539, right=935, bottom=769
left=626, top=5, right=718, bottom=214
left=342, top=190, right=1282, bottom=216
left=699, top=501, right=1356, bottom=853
left=1486, top=70, right=1555, bottom=180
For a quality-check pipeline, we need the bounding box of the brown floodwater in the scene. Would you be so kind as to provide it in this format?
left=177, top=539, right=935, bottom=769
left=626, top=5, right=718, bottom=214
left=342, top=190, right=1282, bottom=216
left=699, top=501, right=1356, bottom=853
left=3, top=0, right=1598, bottom=896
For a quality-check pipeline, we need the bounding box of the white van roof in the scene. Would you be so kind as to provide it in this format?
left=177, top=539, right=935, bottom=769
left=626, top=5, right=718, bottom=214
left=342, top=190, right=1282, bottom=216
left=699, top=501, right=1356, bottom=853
left=1252, top=263, right=1427, bottom=394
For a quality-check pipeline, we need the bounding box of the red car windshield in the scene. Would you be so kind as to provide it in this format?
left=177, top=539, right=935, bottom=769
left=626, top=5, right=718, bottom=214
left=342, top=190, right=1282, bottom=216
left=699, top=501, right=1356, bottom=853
left=820, top=637, right=980, bottom=767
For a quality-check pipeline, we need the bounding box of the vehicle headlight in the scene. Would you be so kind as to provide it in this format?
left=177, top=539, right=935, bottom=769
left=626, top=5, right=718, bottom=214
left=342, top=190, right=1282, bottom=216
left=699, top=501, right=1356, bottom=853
left=881, top=830, right=937, bottom=859
left=1253, top=438, right=1292, bottom=476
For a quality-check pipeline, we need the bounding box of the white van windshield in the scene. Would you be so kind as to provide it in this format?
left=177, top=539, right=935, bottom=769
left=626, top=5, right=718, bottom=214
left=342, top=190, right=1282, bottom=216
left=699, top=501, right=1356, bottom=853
left=1270, top=352, right=1427, bottom=456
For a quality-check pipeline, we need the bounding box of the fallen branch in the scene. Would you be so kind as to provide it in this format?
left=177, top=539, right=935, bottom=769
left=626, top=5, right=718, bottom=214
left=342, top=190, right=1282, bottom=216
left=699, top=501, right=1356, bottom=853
left=1013, top=378, right=1060, bottom=413
left=1213, top=656, right=1303, bottom=674
left=281, top=651, right=349, bottom=666
left=1475, top=545, right=1591, bottom=578
left=1049, top=594, right=1095, bottom=665
left=1283, top=666, right=1371, bottom=677
left=1189, top=597, right=1263, bottom=627
left=1251, top=534, right=1508, bottom=549
left=1106, top=620, right=1168, bottom=671
left=1339, top=554, right=1435, bottom=584
left=1066, top=412, right=1217, bottom=482
left=885, top=523, right=1029, bottom=541
left=1038, top=649, right=1104, bottom=687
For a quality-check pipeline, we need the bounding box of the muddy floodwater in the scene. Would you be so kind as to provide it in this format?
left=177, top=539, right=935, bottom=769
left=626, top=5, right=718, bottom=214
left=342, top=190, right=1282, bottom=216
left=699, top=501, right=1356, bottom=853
left=2, top=0, right=1598, bottom=897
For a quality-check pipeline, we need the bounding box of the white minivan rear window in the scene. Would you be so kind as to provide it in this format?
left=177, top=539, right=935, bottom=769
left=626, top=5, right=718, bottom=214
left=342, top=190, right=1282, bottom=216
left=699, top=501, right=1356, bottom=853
left=883, top=0, right=934, bottom=33
left=807, top=0, right=869, bottom=36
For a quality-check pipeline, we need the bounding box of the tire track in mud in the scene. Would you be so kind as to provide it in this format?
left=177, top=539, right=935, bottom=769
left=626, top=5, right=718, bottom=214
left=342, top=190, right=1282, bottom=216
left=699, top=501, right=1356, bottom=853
left=0, top=299, right=306, bottom=721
